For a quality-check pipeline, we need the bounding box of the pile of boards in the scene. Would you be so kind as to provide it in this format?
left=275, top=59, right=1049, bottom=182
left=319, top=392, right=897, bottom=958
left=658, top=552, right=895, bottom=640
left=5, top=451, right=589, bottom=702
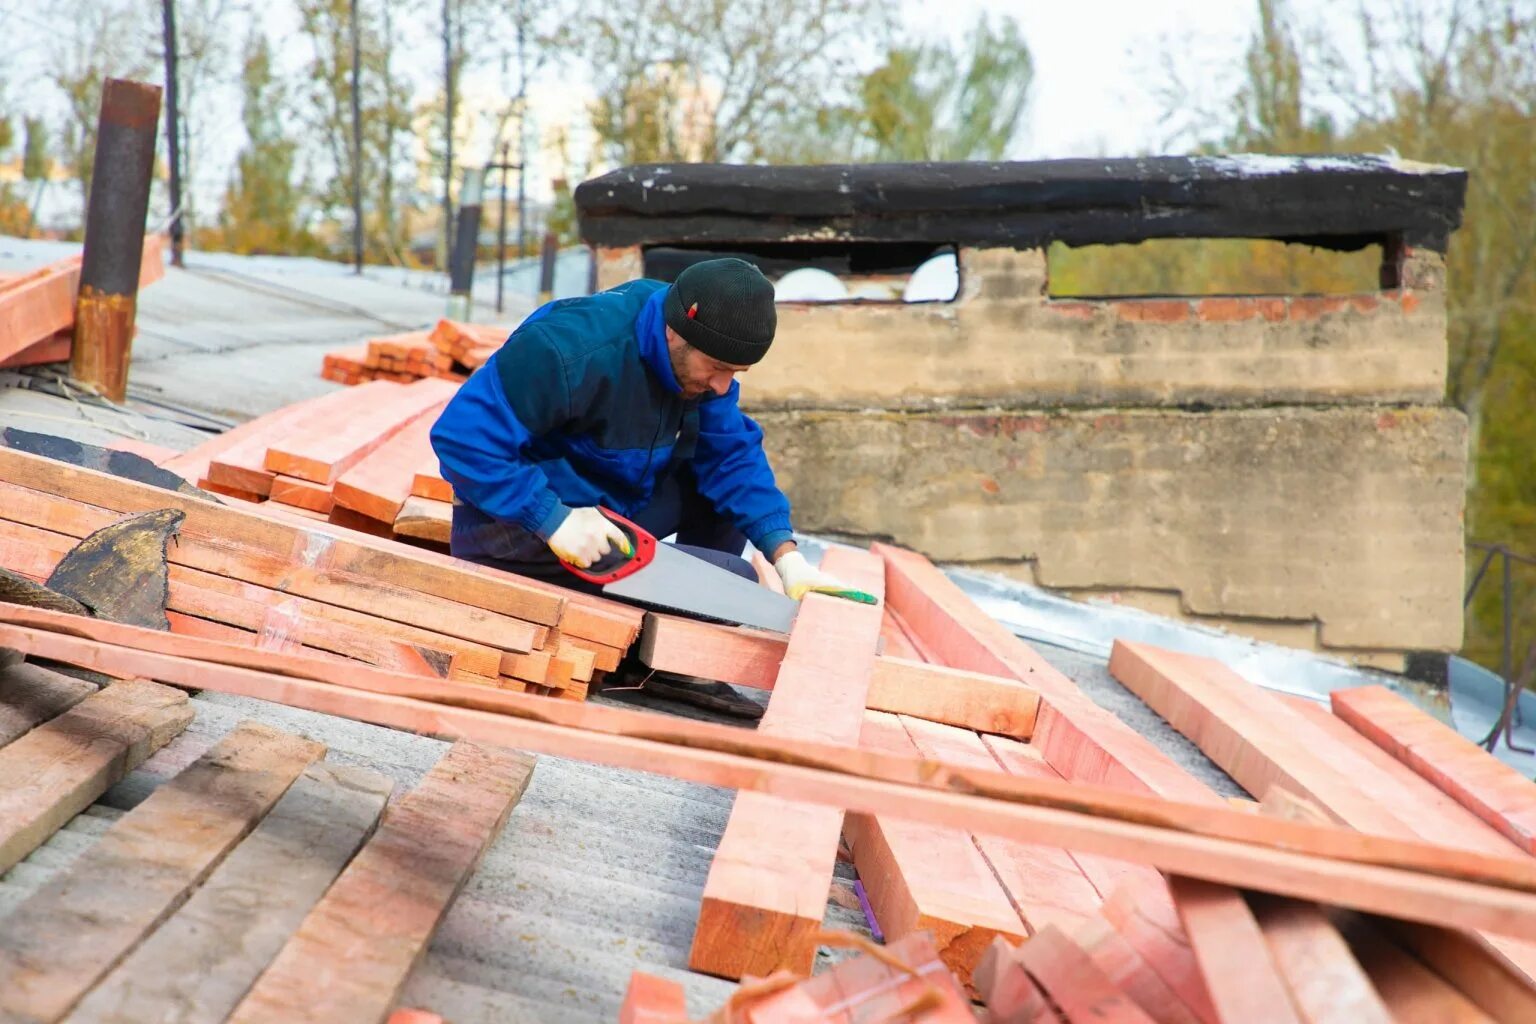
left=632, top=542, right=1536, bottom=1022
left=0, top=235, right=165, bottom=370
left=156, top=375, right=463, bottom=545
left=0, top=444, right=643, bottom=699
left=322, top=319, right=506, bottom=386
left=0, top=654, right=532, bottom=1023
left=3, top=491, right=1536, bottom=1020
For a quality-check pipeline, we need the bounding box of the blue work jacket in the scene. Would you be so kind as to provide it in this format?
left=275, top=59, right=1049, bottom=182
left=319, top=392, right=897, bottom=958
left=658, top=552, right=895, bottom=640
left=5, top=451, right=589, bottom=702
left=429, top=280, right=794, bottom=555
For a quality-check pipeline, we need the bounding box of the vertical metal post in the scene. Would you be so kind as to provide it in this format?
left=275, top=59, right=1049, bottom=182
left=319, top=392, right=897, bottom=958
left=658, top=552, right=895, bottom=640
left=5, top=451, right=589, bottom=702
left=1503, top=550, right=1514, bottom=688
left=160, top=1, right=183, bottom=267
left=446, top=167, right=484, bottom=321
left=350, top=0, right=363, bottom=273
left=72, top=79, right=162, bottom=404
left=515, top=0, right=527, bottom=259
left=496, top=142, right=508, bottom=313
left=440, top=0, right=455, bottom=268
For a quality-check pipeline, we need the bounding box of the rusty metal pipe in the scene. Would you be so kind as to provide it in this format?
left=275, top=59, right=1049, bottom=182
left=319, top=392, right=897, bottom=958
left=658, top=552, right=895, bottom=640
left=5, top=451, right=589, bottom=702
left=71, top=78, right=162, bottom=404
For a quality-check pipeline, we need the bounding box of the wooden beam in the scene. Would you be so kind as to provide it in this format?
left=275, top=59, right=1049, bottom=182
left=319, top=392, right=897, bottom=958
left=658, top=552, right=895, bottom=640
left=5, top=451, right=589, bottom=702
left=1342, top=919, right=1497, bottom=1024
left=1070, top=916, right=1205, bottom=1024
left=0, top=659, right=96, bottom=747
left=619, top=973, right=689, bottom=1024
left=7, top=614, right=1536, bottom=940
left=0, top=679, right=191, bottom=874
left=1250, top=895, right=1393, bottom=1024
left=1333, top=685, right=1536, bottom=856
left=0, top=721, right=322, bottom=1022
left=0, top=257, right=81, bottom=363
left=393, top=494, right=452, bottom=544
left=1014, top=925, right=1158, bottom=1024
left=899, top=716, right=1101, bottom=937
left=690, top=551, right=885, bottom=978
left=68, top=761, right=392, bottom=1024
left=226, top=742, right=534, bottom=1024
left=640, top=613, right=1039, bottom=737
left=270, top=474, right=335, bottom=514
left=206, top=384, right=396, bottom=496
left=845, top=711, right=1026, bottom=991
left=334, top=405, right=447, bottom=524
left=975, top=936, right=1063, bottom=1023
left=265, top=378, right=457, bottom=485
left=1161, top=877, right=1300, bottom=1024
left=1112, top=641, right=1536, bottom=982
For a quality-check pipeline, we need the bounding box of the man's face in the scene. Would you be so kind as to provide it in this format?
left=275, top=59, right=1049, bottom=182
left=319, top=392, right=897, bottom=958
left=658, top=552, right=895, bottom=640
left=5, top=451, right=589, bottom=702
left=666, top=327, right=752, bottom=399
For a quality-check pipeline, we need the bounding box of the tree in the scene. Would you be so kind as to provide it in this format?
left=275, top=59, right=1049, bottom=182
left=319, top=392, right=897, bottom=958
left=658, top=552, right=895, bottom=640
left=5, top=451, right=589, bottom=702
left=214, top=29, right=317, bottom=255
left=291, top=0, right=414, bottom=262
left=856, top=15, right=1033, bottom=162
left=42, top=0, right=158, bottom=209
left=572, top=0, right=894, bottom=166
left=158, top=0, right=244, bottom=238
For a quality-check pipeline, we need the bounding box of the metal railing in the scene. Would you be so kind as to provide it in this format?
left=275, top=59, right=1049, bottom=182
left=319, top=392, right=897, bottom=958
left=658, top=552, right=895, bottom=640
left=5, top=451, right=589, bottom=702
left=1465, top=542, right=1536, bottom=752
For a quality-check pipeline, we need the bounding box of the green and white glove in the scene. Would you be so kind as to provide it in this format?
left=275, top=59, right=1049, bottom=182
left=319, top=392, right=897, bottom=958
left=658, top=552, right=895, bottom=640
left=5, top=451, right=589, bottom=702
left=774, top=550, right=876, bottom=604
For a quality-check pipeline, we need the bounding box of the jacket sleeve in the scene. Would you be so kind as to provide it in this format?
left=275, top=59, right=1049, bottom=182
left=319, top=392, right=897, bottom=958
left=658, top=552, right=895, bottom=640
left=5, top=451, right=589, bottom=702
left=691, top=381, right=794, bottom=555
left=429, top=333, right=574, bottom=538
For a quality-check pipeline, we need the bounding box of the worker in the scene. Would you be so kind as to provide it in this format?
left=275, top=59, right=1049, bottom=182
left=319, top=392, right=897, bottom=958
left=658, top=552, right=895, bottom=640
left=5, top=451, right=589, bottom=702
left=431, top=257, right=862, bottom=718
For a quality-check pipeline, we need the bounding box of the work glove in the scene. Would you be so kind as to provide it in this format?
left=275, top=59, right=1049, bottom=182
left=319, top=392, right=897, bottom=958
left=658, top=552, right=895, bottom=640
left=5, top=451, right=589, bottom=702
left=774, top=550, right=876, bottom=604
left=547, top=507, right=633, bottom=569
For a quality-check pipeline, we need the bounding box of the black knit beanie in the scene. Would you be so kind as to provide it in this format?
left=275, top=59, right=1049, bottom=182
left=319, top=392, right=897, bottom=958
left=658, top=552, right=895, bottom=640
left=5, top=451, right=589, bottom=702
left=662, top=258, right=777, bottom=365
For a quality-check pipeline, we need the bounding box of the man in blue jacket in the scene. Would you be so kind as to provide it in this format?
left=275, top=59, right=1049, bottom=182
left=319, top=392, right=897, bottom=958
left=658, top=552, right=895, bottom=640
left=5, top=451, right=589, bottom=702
left=431, top=258, right=857, bottom=717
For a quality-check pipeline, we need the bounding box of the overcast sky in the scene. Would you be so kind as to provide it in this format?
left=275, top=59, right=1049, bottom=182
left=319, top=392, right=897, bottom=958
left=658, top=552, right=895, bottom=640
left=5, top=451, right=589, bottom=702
left=0, top=0, right=1357, bottom=212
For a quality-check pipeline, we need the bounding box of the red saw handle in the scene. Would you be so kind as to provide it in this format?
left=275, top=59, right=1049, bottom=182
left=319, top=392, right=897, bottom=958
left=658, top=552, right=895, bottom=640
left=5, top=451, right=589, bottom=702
left=557, top=508, right=656, bottom=585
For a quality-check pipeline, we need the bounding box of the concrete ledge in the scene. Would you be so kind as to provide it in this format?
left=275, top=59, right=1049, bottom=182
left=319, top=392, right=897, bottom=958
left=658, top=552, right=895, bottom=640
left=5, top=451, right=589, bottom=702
left=600, top=247, right=1448, bottom=409
left=759, top=404, right=1466, bottom=654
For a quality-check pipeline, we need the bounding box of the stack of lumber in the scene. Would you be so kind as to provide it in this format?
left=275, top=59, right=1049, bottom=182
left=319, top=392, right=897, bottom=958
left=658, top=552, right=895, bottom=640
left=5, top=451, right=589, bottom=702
left=0, top=445, right=644, bottom=699
left=169, top=377, right=461, bottom=547
left=0, top=234, right=165, bottom=370
left=0, top=651, right=531, bottom=1023
left=321, top=319, right=506, bottom=386
left=5, top=568, right=1536, bottom=1020
left=640, top=542, right=1536, bottom=1021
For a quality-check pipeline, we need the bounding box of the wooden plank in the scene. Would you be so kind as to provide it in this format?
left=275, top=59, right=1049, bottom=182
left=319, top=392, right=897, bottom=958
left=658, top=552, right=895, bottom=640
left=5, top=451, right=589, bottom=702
left=334, top=407, right=446, bottom=523
left=1015, top=924, right=1158, bottom=1023
left=270, top=474, right=336, bottom=514
left=1113, top=640, right=1536, bottom=982
left=393, top=494, right=452, bottom=544
left=1333, top=684, right=1536, bottom=856
left=640, top=613, right=1039, bottom=737
left=1341, top=919, right=1497, bottom=1024
left=0, top=476, right=554, bottom=649
left=265, top=377, right=458, bottom=485
left=0, top=721, right=322, bottom=1022
left=226, top=742, right=535, bottom=1024
left=9, top=613, right=1536, bottom=940
left=879, top=606, right=921, bottom=659
left=898, top=717, right=1102, bottom=936
left=0, top=679, right=191, bottom=874
left=0, top=328, right=72, bottom=368
left=690, top=551, right=886, bottom=979
left=0, top=659, right=96, bottom=747
left=0, top=516, right=491, bottom=679
left=1250, top=895, right=1393, bottom=1024
left=1163, top=876, right=1299, bottom=1024
left=1387, top=920, right=1536, bottom=1022
left=0, top=257, right=80, bottom=362
left=67, top=761, right=392, bottom=1024
left=206, top=383, right=402, bottom=496
left=619, top=972, right=689, bottom=1024
left=976, top=936, right=1063, bottom=1023
left=844, top=711, right=1026, bottom=991
left=1071, top=916, right=1204, bottom=1024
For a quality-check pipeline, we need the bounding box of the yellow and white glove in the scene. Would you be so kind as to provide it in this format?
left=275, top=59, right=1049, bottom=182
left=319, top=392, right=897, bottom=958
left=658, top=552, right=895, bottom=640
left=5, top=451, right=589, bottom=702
left=774, top=550, right=876, bottom=604
left=547, top=507, right=632, bottom=568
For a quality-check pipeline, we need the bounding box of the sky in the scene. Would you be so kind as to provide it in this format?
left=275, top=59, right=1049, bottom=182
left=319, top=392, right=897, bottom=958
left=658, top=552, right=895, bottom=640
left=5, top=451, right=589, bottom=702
left=0, top=0, right=1357, bottom=216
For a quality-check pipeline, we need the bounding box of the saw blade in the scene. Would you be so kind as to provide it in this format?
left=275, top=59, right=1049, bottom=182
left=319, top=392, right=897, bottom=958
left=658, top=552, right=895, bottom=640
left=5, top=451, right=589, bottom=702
left=601, top=542, right=800, bottom=633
